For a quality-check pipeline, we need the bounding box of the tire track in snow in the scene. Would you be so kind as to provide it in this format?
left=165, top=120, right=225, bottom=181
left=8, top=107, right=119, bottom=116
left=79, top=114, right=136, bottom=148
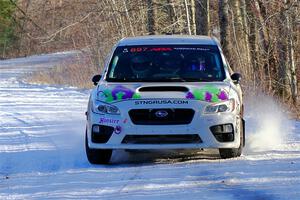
left=0, top=52, right=88, bottom=177
left=0, top=52, right=300, bottom=200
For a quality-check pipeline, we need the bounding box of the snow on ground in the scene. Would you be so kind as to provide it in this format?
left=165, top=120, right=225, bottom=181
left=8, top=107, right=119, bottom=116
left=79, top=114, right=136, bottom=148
left=0, top=53, right=300, bottom=200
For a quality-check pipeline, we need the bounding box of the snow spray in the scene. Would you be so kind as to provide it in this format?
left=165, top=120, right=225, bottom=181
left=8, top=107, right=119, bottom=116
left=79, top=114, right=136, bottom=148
left=244, top=91, right=292, bottom=153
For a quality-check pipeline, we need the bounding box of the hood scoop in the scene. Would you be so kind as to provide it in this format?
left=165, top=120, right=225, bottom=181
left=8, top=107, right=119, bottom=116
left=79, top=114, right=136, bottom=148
left=138, top=86, right=189, bottom=92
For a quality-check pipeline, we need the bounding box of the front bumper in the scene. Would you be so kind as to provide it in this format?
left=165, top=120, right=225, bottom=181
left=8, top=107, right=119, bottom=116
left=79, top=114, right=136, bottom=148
left=86, top=99, right=241, bottom=150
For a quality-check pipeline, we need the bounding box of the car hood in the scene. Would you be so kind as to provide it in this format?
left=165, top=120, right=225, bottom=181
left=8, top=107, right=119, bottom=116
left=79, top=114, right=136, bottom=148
left=96, top=82, right=232, bottom=103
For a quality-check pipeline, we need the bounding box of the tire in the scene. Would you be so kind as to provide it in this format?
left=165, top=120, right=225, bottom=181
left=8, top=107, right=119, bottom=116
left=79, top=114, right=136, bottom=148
left=85, top=131, right=112, bottom=164
left=219, top=119, right=245, bottom=159
left=219, top=146, right=242, bottom=159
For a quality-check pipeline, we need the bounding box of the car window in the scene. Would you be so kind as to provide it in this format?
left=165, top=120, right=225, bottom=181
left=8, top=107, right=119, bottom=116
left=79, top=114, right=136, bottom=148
left=106, top=45, right=225, bottom=82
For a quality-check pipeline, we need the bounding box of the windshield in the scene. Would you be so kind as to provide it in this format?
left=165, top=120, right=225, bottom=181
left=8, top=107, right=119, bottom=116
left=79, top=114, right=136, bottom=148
left=106, top=45, right=225, bottom=82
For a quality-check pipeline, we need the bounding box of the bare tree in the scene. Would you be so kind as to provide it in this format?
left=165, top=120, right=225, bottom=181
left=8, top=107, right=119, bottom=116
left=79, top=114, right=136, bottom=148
left=5, top=0, right=298, bottom=110
left=231, top=0, right=252, bottom=79
left=218, top=0, right=230, bottom=61
left=184, top=0, right=192, bottom=35
left=166, top=0, right=177, bottom=34
left=246, top=0, right=260, bottom=85
left=284, top=0, right=298, bottom=104
left=123, top=0, right=135, bottom=36
left=190, top=0, right=196, bottom=35
left=194, top=0, right=210, bottom=35
left=146, top=0, right=155, bottom=35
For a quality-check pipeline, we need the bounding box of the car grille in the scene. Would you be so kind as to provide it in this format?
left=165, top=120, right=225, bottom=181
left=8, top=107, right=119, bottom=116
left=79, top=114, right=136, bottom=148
left=122, top=134, right=202, bottom=144
left=128, top=108, right=195, bottom=125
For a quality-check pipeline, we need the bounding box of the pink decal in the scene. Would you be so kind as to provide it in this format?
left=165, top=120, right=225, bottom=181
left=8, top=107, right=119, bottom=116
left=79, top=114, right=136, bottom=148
left=205, top=92, right=212, bottom=102
left=123, top=118, right=128, bottom=124
left=114, top=126, right=122, bottom=134
left=111, top=86, right=135, bottom=100
left=99, top=118, right=119, bottom=124
left=218, top=91, right=229, bottom=100
left=186, top=92, right=195, bottom=99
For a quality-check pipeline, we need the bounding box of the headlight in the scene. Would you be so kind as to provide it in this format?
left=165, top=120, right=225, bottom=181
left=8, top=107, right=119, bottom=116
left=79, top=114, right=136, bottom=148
left=91, top=100, right=120, bottom=115
left=204, top=99, right=235, bottom=114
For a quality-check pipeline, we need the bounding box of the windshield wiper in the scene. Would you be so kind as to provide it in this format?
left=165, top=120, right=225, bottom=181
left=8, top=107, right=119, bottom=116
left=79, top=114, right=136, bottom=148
left=182, top=78, right=215, bottom=82
left=160, top=77, right=187, bottom=82
left=107, top=77, right=216, bottom=82
left=107, top=77, right=186, bottom=82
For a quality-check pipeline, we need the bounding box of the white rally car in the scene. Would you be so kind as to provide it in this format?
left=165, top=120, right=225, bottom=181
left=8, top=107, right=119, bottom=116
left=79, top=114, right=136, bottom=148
left=85, top=35, right=245, bottom=164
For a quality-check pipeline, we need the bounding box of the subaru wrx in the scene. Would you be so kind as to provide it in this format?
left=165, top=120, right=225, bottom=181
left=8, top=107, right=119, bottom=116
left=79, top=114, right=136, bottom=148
left=85, top=35, right=245, bottom=164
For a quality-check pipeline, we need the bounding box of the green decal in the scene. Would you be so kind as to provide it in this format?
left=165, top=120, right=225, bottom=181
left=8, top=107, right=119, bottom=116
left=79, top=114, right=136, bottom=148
left=100, top=86, right=142, bottom=102
left=193, top=89, right=205, bottom=100
left=187, top=85, right=228, bottom=102
left=132, top=93, right=141, bottom=99
left=103, top=89, right=114, bottom=102
left=211, top=95, right=219, bottom=103
left=204, top=85, right=219, bottom=94
left=116, top=92, right=125, bottom=100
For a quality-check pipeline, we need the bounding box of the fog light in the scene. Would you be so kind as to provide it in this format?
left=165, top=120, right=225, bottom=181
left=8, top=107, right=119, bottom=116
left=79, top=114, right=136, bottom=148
left=210, top=125, right=222, bottom=133
left=210, top=124, right=234, bottom=142
left=91, top=125, right=115, bottom=143
left=92, top=125, right=100, bottom=133
left=223, top=124, right=233, bottom=132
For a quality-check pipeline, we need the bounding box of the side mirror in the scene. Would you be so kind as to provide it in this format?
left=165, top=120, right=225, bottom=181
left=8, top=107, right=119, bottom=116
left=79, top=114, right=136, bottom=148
left=92, top=74, right=102, bottom=86
left=231, top=73, right=241, bottom=84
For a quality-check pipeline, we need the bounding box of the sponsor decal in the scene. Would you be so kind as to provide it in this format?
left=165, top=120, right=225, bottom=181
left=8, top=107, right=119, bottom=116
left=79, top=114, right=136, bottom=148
left=123, top=118, right=128, bottom=124
left=185, top=85, right=229, bottom=103
left=98, top=85, right=141, bottom=102
left=173, top=47, right=210, bottom=51
left=114, top=126, right=122, bottom=134
left=134, top=99, right=188, bottom=105
left=99, top=117, right=119, bottom=124
left=97, top=85, right=228, bottom=103
left=129, top=47, right=173, bottom=53
left=129, top=47, right=211, bottom=52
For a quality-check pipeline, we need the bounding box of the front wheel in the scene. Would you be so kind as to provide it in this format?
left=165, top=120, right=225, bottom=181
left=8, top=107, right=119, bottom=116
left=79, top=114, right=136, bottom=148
left=85, top=132, right=112, bottom=164
left=219, top=119, right=245, bottom=159
left=219, top=146, right=242, bottom=159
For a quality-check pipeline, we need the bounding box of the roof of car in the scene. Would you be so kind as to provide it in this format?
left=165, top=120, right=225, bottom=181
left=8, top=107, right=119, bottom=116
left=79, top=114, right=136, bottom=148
left=117, top=35, right=218, bottom=46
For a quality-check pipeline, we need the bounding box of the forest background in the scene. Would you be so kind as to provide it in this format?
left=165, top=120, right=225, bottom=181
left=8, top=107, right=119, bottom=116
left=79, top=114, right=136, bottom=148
left=0, top=0, right=299, bottom=115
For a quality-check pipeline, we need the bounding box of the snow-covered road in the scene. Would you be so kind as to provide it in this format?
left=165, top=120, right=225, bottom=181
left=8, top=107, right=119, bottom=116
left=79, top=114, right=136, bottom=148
left=0, top=53, right=300, bottom=200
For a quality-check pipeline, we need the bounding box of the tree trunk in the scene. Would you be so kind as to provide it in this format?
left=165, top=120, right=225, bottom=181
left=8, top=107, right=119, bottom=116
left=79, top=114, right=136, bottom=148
left=110, top=0, right=126, bottom=37
left=184, top=0, right=192, bottom=35
left=246, top=1, right=260, bottom=85
left=195, top=0, right=210, bottom=35
left=284, top=0, right=297, bottom=104
left=122, top=0, right=135, bottom=36
left=190, top=0, right=196, bottom=35
left=218, top=0, right=230, bottom=61
left=253, top=0, right=273, bottom=91
left=254, top=0, right=269, bottom=52
left=231, top=0, right=252, bottom=80
left=277, top=2, right=290, bottom=100
left=166, top=0, right=177, bottom=34
left=240, top=0, right=252, bottom=79
left=146, top=0, right=155, bottom=35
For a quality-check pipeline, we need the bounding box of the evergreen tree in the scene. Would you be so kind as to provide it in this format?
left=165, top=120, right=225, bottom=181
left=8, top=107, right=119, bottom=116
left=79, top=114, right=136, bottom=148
left=0, top=0, right=16, bottom=57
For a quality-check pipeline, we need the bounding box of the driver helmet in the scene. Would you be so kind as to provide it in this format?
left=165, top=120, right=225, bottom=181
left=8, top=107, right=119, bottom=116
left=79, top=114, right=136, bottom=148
left=159, top=53, right=183, bottom=73
left=189, top=56, right=206, bottom=71
left=130, top=55, right=152, bottom=78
